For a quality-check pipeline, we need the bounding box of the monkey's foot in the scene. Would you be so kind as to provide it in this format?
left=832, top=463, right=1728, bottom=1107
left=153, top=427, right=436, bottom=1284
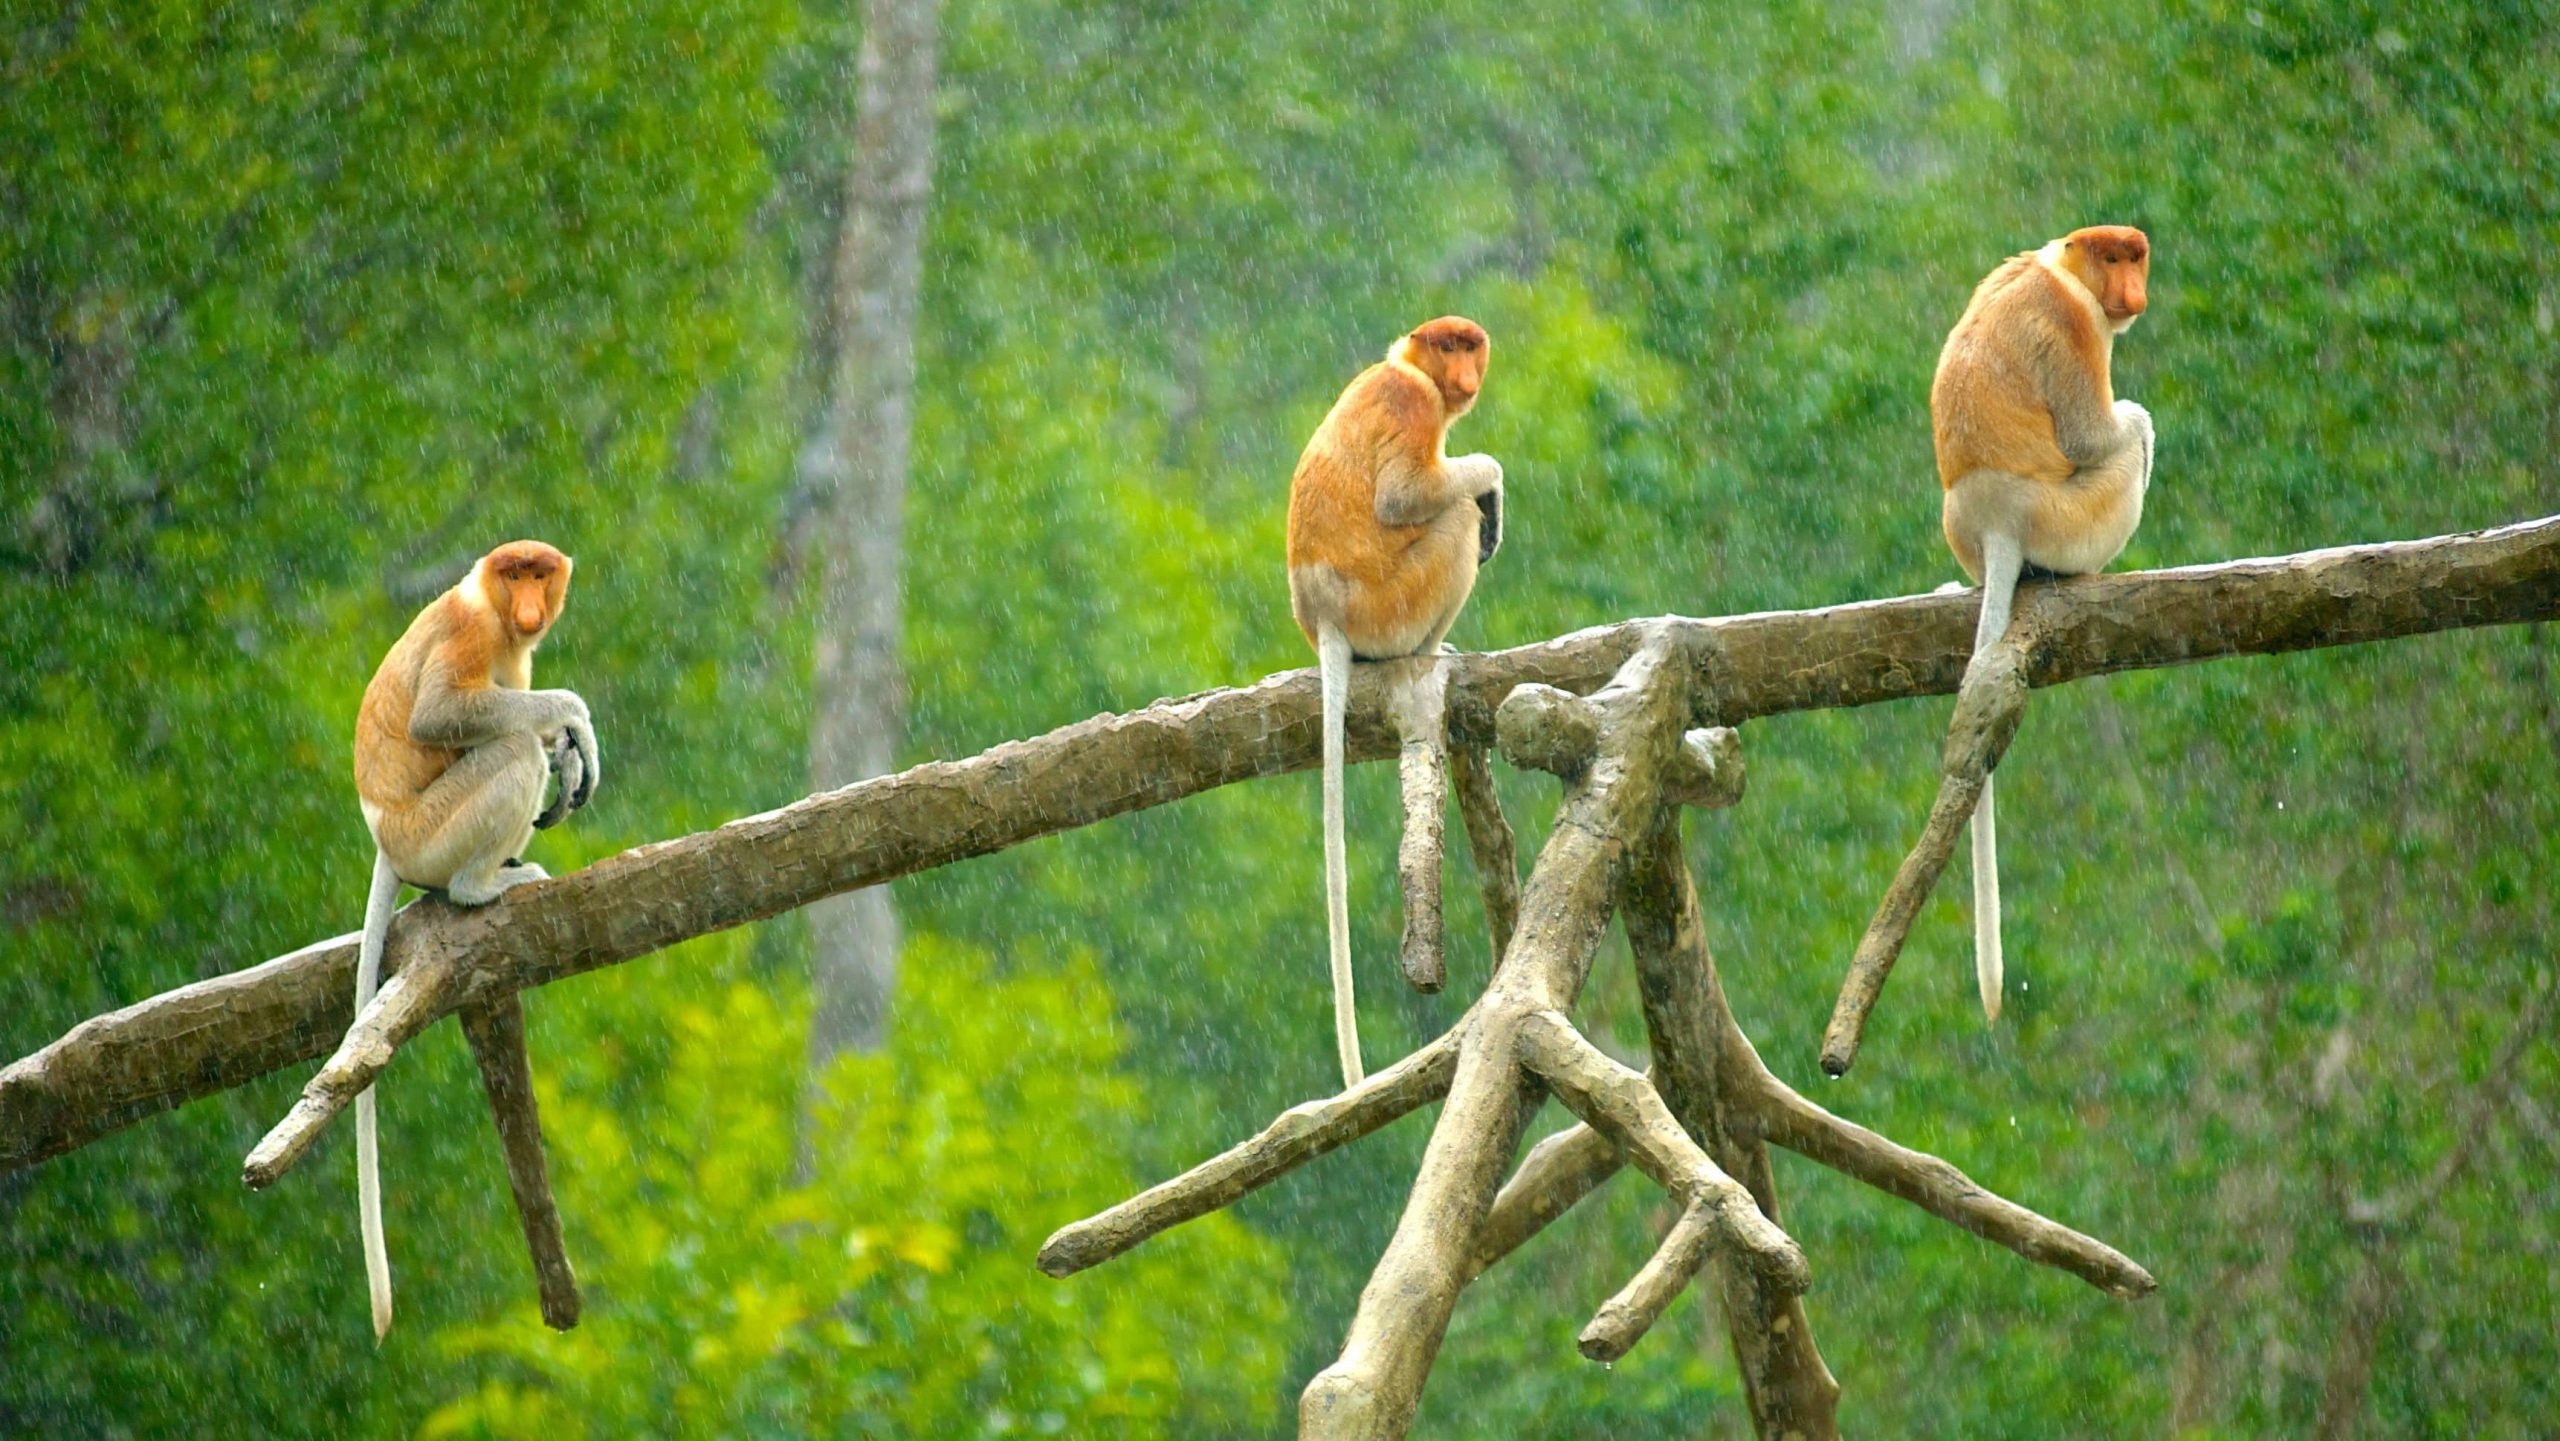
left=449, top=862, right=549, bottom=907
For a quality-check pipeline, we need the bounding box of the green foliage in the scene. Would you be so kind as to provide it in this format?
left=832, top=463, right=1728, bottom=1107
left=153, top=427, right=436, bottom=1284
left=4, top=0, right=2556, bottom=1436
left=419, top=936, right=1284, bottom=1439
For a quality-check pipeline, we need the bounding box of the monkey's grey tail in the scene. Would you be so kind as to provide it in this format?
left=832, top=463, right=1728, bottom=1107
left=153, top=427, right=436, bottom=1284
left=1319, top=624, right=1364, bottom=1088
left=356, top=847, right=400, bottom=1342
left=1969, top=532, right=2022, bottom=1024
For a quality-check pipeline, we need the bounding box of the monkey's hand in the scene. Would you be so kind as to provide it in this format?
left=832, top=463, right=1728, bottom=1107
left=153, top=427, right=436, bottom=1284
left=2113, top=399, right=2155, bottom=483
left=534, top=690, right=601, bottom=817
left=534, top=733, right=586, bottom=830
left=1446, top=452, right=1504, bottom=499
left=1476, top=484, right=1503, bottom=563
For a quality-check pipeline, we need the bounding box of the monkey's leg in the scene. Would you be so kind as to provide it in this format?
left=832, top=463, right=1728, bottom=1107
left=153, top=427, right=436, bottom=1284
left=1392, top=656, right=1453, bottom=992
left=459, top=994, right=582, bottom=1331
left=386, top=732, right=552, bottom=905
left=1822, top=541, right=2034, bottom=1075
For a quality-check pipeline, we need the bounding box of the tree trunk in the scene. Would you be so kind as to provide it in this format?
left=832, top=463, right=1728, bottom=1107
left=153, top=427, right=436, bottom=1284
left=802, top=0, right=942, bottom=1063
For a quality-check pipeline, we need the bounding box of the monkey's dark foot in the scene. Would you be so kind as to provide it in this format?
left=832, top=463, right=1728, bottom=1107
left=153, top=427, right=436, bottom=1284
left=1477, top=489, right=1503, bottom=563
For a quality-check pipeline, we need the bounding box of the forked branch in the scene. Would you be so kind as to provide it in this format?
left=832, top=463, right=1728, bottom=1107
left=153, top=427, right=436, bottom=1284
left=9, top=520, right=2552, bottom=1178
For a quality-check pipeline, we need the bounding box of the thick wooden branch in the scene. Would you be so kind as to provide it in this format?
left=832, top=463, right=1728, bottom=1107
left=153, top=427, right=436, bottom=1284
left=1462, top=1121, right=1621, bottom=1283
left=459, top=995, right=581, bottom=1332
left=1621, top=812, right=1839, bottom=1436
left=1517, top=1010, right=1807, bottom=1297
left=1393, top=659, right=1453, bottom=993
left=1748, top=1072, right=2156, bottom=1299
left=1302, top=631, right=1695, bottom=1438
left=1516, top=1010, right=1809, bottom=1362
left=7, top=519, right=2555, bottom=1175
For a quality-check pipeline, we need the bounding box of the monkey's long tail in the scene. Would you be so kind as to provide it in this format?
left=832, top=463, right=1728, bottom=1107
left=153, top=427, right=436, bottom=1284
left=1969, top=532, right=2023, bottom=1024
left=1972, top=775, right=2002, bottom=1021
left=1319, top=624, right=1364, bottom=1089
left=356, top=847, right=400, bottom=1342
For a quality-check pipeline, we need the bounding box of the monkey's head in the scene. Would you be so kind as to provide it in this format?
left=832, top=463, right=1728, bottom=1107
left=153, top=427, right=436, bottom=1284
left=1396, top=316, right=1492, bottom=417
left=477, top=540, right=574, bottom=640
left=2059, top=226, right=2150, bottom=331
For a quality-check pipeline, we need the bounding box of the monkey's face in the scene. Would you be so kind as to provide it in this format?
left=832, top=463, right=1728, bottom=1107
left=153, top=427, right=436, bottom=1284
left=1405, top=316, right=1491, bottom=416
left=479, top=540, right=574, bottom=638
left=2064, top=226, right=2150, bottom=328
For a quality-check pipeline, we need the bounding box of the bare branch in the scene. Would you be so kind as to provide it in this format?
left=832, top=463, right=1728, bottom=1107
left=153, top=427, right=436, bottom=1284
left=1449, top=745, right=1520, bottom=964
left=1620, top=811, right=1839, bottom=1435
left=1517, top=1010, right=1809, bottom=1300
left=8, top=520, right=2556, bottom=1176
left=1826, top=619, right=2032, bottom=1076
left=241, top=944, right=465, bottom=1190
left=1038, top=1030, right=1462, bottom=1278
left=1662, top=726, right=1744, bottom=810
left=459, top=996, right=581, bottom=1332
left=1463, top=1122, right=1621, bottom=1283
left=1493, top=682, right=1600, bottom=780
left=1304, top=631, right=1694, bottom=1438
left=1578, top=1195, right=1723, bottom=1363
left=1394, top=659, right=1453, bottom=993
left=1748, top=1071, right=2156, bottom=1299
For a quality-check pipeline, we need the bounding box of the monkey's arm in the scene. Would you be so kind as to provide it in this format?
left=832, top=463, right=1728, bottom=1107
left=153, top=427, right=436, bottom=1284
left=2040, top=333, right=2142, bottom=471
left=1375, top=453, right=1504, bottom=528
left=409, top=655, right=601, bottom=808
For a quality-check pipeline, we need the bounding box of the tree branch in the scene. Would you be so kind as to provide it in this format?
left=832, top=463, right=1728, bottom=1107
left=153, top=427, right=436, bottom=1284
left=6, top=519, right=2555, bottom=1175
left=1462, top=1121, right=1620, bottom=1283
left=459, top=995, right=581, bottom=1332
left=241, top=943, right=465, bottom=1189
left=1036, top=1030, right=1463, bottom=1278
left=1620, top=810, right=1839, bottom=1436
left=1747, top=1072, right=2156, bottom=1299
left=1448, top=744, right=1521, bottom=965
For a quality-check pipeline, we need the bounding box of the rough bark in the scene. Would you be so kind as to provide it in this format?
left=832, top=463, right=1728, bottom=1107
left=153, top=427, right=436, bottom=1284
left=1392, top=658, right=1453, bottom=993
left=4, top=520, right=2555, bottom=1176
left=803, top=0, right=942, bottom=1063
left=1622, top=812, right=1839, bottom=1436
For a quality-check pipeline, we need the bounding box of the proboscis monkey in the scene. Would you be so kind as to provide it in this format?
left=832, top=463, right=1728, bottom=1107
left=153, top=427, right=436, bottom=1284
left=1286, top=316, right=1502, bottom=1088
left=1834, top=226, right=2153, bottom=1064
left=348, top=540, right=598, bottom=1337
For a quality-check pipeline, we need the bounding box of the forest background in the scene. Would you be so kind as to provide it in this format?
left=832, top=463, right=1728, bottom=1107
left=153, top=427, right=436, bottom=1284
left=4, top=2, right=2556, bottom=1436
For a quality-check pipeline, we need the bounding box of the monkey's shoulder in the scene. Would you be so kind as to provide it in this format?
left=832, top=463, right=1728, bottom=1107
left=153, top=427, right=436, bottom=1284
left=1317, top=361, right=1437, bottom=444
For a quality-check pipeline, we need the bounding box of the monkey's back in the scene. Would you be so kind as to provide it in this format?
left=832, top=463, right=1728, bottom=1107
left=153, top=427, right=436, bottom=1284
left=1285, top=363, right=1466, bottom=654
left=1931, top=254, right=2092, bottom=489
left=353, top=593, right=473, bottom=813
